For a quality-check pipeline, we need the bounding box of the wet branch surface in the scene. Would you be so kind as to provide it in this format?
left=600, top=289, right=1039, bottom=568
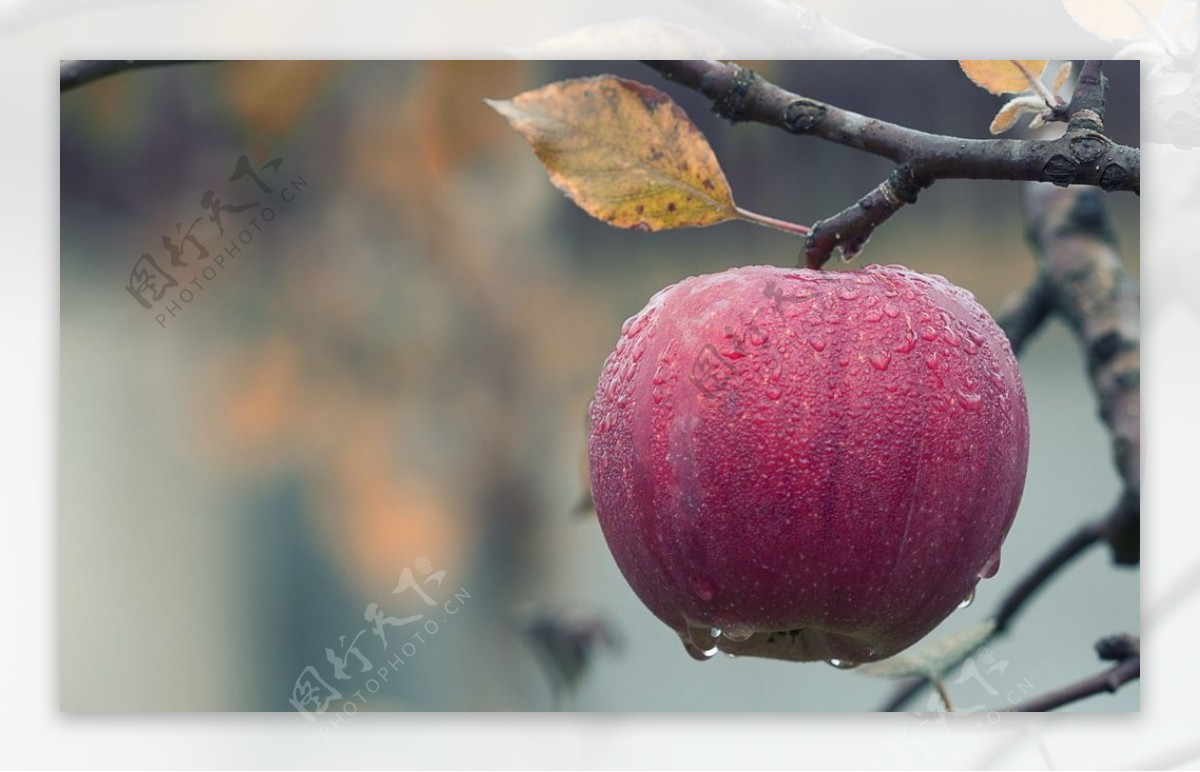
left=643, top=59, right=1140, bottom=268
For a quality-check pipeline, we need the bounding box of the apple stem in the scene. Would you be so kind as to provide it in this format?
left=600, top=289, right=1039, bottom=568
left=932, top=676, right=957, bottom=712
left=734, top=206, right=812, bottom=237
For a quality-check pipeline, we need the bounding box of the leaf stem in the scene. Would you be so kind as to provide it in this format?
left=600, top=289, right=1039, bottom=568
left=733, top=206, right=811, bottom=236
left=932, top=675, right=956, bottom=712
left=1011, top=60, right=1058, bottom=108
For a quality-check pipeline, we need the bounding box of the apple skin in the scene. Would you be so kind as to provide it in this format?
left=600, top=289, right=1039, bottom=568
left=587, top=264, right=1029, bottom=664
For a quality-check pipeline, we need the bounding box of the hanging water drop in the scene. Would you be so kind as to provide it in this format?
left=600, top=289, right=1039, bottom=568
left=683, top=640, right=717, bottom=661
left=683, top=624, right=719, bottom=661
left=979, top=551, right=1002, bottom=579
left=958, top=389, right=983, bottom=411
left=958, top=587, right=976, bottom=609
left=826, top=658, right=858, bottom=669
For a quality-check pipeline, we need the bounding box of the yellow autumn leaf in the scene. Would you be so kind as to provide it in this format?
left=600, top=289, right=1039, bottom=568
left=1062, top=0, right=1168, bottom=40
left=1051, top=61, right=1073, bottom=95
left=989, top=101, right=1025, bottom=135
left=959, top=60, right=1048, bottom=94
left=486, top=76, right=738, bottom=231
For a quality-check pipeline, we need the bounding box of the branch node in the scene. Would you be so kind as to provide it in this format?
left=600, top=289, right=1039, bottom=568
left=1095, top=633, right=1140, bottom=662
left=782, top=98, right=827, bottom=133
left=708, top=64, right=757, bottom=124
left=1099, top=162, right=1131, bottom=192
left=1042, top=154, right=1080, bottom=187
left=886, top=165, right=922, bottom=204
left=1070, top=107, right=1106, bottom=134
left=1069, top=132, right=1110, bottom=163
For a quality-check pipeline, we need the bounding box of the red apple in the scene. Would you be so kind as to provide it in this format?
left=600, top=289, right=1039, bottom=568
left=587, top=264, right=1029, bottom=665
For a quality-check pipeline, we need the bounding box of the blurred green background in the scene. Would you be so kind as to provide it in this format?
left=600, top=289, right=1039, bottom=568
left=59, top=60, right=1139, bottom=712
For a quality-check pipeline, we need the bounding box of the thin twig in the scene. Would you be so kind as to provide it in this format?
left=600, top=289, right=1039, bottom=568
left=1004, top=635, right=1140, bottom=712
left=994, top=519, right=1107, bottom=634
left=643, top=59, right=1139, bottom=267
left=1006, top=656, right=1140, bottom=712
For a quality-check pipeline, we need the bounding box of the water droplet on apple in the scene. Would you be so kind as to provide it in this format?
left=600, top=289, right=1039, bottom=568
left=894, top=333, right=917, bottom=354
left=808, top=335, right=827, bottom=352
left=957, top=587, right=976, bottom=609
left=722, top=623, right=754, bottom=642
left=765, top=386, right=782, bottom=400
left=692, top=575, right=716, bottom=601
left=869, top=351, right=892, bottom=371
left=979, top=550, right=1002, bottom=579
left=826, top=658, right=858, bottom=669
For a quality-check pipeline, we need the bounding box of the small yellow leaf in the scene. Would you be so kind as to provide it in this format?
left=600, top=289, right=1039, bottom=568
left=989, top=102, right=1024, bottom=135
left=1051, top=61, right=1073, bottom=95
left=989, top=96, right=1044, bottom=134
left=959, top=60, right=1049, bottom=94
left=487, top=76, right=738, bottom=231
left=1062, top=0, right=1169, bottom=40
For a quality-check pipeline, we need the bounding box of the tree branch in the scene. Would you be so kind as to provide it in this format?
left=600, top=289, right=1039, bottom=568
left=997, top=277, right=1053, bottom=357
left=643, top=60, right=1139, bottom=267
left=1022, top=184, right=1141, bottom=563
left=880, top=183, right=1140, bottom=712
left=1004, top=634, right=1140, bottom=712
left=60, top=60, right=204, bottom=92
